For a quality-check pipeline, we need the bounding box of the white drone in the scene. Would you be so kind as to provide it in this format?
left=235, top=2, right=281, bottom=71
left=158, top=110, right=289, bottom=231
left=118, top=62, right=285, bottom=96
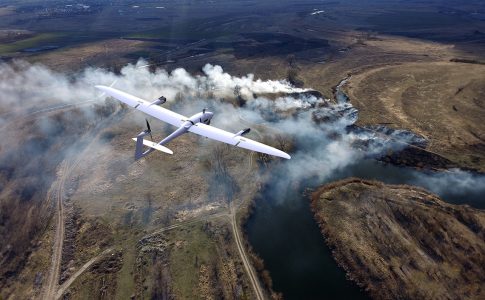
left=95, top=86, right=291, bottom=160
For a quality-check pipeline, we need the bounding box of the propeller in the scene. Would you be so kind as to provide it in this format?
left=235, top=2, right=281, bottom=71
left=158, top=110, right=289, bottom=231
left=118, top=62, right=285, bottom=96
left=203, top=105, right=216, bottom=112
left=145, top=119, right=153, bottom=141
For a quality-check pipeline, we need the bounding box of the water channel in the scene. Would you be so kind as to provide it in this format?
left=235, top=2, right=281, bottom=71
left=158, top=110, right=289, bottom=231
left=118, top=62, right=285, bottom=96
left=245, top=80, right=485, bottom=299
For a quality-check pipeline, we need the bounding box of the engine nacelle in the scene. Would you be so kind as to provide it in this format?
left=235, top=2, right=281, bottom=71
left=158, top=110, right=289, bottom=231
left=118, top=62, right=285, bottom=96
left=234, top=128, right=251, bottom=137
left=149, top=96, right=167, bottom=106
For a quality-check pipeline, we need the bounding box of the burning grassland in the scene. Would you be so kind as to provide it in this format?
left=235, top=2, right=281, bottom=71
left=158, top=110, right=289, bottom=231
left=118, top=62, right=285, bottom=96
left=1, top=59, right=484, bottom=299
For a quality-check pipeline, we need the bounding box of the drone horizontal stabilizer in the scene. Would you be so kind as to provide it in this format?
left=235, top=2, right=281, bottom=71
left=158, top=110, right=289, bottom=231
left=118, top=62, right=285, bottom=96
left=132, top=138, right=173, bottom=155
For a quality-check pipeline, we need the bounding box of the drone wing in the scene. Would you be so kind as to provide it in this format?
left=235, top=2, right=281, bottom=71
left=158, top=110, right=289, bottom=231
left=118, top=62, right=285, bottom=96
left=95, top=85, right=186, bottom=127
left=189, top=123, right=291, bottom=159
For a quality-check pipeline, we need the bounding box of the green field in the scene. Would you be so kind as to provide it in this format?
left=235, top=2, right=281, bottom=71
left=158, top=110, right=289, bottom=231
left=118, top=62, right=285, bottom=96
left=0, top=32, right=66, bottom=54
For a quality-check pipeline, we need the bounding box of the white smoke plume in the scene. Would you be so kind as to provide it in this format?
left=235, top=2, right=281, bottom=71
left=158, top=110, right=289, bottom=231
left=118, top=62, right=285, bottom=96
left=1, top=58, right=483, bottom=207
left=0, top=59, right=308, bottom=117
left=201, top=64, right=309, bottom=97
left=3, top=59, right=485, bottom=297
left=409, top=169, right=485, bottom=206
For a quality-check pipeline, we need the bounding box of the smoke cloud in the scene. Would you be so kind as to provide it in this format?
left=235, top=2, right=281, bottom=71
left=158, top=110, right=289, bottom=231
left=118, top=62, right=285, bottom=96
left=1, top=58, right=483, bottom=207
left=3, top=58, right=485, bottom=296
left=408, top=169, right=485, bottom=207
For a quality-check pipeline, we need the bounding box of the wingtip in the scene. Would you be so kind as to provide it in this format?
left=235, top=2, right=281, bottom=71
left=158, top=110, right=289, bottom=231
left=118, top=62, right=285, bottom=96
left=276, top=151, right=291, bottom=160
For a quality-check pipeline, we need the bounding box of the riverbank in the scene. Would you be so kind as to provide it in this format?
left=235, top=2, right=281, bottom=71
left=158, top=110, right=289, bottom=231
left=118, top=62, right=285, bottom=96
left=311, top=178, right=485, bottom=300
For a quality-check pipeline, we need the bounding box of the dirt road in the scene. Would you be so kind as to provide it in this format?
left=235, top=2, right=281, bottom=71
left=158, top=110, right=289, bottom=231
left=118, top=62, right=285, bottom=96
left=230, top=203, right=265, bottom=300
left=55, top=248, right=114, bottom=299
left=42, top=108, right=121, bottom=299
left=43, top=162, right=69, bottom=299
left=54, top=210, right=228, bottom=298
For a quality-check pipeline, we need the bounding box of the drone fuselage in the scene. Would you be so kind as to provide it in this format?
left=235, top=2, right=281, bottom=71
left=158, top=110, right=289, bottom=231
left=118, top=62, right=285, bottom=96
left=160, top=111, right=214, bottom=145
left=187, top=111, right=213, bottom=126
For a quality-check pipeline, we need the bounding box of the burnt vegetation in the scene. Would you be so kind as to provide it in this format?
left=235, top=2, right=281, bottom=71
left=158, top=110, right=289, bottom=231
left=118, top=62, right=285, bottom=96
left=234, top=33, right=329, bottom=59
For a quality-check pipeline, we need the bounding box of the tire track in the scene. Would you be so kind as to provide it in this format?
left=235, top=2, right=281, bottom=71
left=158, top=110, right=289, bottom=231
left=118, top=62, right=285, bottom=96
left=43, top=161, right=69, bottom=300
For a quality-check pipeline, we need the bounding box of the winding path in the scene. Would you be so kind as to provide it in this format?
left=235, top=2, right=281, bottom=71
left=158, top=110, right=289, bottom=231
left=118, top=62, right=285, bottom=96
left=44, top=152, right=86, bottom=299
left=230, top=203, right=265, bottom=300
left=55, top=248, right=114, bottom=299
left=43, top=162, right=69, bottom=300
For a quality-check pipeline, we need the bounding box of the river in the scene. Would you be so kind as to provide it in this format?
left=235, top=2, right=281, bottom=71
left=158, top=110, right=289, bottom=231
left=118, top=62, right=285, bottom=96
left=244, top=79, right=485, bottom=299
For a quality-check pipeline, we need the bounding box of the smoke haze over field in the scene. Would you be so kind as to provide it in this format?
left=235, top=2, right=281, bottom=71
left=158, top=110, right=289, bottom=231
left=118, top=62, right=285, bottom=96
left=0, top=59, right=307, bottom=121
left=0, top=59, right=484, bottom=207
left=1, top=58, right=485, bottom=288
